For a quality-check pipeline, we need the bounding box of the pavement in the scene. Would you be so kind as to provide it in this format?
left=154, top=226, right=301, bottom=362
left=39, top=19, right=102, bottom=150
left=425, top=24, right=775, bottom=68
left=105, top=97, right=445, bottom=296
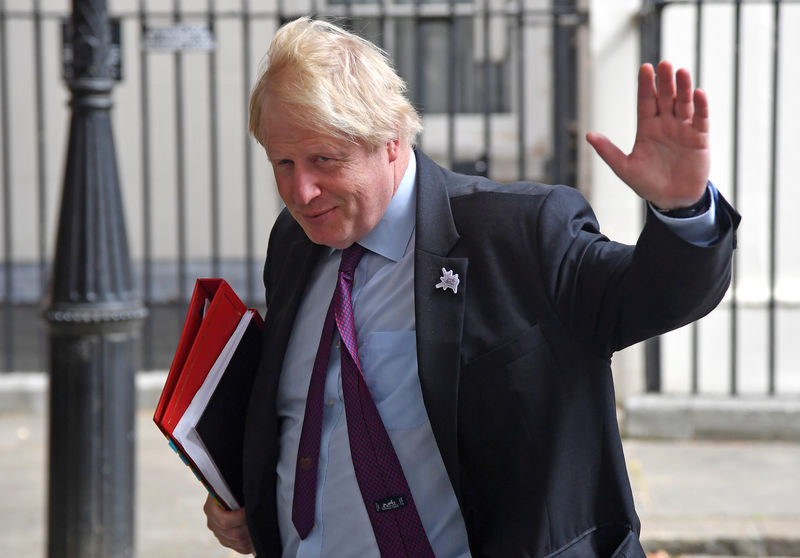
left=1, top=380, right=799, bottom=557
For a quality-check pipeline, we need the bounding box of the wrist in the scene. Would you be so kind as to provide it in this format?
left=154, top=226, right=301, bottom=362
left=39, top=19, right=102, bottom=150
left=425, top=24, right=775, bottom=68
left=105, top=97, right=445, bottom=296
left=654, top=187, right=711, bottom=218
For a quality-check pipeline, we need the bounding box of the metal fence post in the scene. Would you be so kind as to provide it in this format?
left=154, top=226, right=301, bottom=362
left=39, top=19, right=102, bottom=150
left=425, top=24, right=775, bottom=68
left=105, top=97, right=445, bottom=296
left=640, top=0, right=663, bottom=68
left=640, top=0, right=663, bottom=393
left=44, top=0, right=146, bottom=556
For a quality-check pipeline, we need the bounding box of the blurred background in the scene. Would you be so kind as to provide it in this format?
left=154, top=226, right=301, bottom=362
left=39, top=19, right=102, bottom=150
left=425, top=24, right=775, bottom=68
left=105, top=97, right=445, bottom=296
left=1, top=0, right=799, bottom=557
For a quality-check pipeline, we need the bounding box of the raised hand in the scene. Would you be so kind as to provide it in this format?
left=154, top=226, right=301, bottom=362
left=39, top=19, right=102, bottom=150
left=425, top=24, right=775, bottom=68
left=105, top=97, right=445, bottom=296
left=586, top=61, right=710, bottom=210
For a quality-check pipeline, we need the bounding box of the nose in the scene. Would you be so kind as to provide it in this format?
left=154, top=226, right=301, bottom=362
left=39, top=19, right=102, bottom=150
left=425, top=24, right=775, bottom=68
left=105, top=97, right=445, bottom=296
left=290, top=164, right=322, bottom=206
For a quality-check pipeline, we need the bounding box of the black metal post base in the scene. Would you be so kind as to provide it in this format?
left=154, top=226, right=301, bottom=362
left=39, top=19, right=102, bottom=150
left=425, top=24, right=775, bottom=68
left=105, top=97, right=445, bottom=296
left=47, top=319, right=141, bottom=558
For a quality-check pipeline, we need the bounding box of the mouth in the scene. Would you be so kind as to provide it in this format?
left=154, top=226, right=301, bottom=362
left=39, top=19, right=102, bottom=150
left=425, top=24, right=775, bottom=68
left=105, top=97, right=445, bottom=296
left=301, top=207, right=336, bottom=223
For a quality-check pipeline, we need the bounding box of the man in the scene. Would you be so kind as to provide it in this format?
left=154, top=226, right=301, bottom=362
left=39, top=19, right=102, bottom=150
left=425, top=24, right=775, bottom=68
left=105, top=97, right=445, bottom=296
left=205, top=16, right=739, bottom=558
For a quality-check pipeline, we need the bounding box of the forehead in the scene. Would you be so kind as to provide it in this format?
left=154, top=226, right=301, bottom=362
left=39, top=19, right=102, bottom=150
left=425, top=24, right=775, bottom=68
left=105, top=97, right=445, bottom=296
left=262, top=109, right=370, bottom=163
left=262, top=105, right=330, bottom=149
left=264, top=126, right=335, bottom=158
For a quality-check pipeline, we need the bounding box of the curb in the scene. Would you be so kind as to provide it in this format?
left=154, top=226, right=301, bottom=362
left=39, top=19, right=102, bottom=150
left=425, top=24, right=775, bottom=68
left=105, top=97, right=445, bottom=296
left=624, top=394, right=800, bottom=441
left=0, top=371, right=167, bottom=414
left=642, top=536, right=800, bottom=557
left=640, top=514, right=800, bottom=555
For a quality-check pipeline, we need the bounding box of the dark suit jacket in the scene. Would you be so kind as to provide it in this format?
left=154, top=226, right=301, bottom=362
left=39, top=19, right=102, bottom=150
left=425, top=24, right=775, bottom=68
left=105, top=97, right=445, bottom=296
left=242, top=150, right=739, bottom=557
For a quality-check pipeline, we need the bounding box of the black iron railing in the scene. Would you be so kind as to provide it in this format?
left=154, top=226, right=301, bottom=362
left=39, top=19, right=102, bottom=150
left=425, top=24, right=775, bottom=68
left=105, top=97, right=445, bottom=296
left=0, top=1, right=588, bottom=372
left=641, top=0, right=800, bottom=396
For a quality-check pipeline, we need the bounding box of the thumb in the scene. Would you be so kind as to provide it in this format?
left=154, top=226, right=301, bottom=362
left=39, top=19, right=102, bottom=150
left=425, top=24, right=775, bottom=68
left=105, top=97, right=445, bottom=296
left=585, top=132, right=629, bottom=180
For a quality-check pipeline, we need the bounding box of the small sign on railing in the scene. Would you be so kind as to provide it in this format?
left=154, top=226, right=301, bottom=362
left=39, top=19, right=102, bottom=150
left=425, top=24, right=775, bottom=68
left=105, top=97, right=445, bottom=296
left=143, top=24, right=215, bottom=52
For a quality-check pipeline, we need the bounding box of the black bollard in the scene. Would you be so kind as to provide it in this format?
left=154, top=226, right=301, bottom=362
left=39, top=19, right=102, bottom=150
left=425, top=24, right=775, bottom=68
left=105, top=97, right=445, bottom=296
left=44, top=1, right=146, bottom=556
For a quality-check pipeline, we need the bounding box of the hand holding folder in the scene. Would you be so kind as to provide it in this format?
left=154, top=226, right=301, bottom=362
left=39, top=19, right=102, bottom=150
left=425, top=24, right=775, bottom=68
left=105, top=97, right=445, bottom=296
left=153, top=279, right=263, bottom=510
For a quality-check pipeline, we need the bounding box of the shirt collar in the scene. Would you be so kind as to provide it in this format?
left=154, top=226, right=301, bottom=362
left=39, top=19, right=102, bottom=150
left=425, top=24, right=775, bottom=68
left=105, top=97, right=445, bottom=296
left=354, top=150, right=417, bottom=263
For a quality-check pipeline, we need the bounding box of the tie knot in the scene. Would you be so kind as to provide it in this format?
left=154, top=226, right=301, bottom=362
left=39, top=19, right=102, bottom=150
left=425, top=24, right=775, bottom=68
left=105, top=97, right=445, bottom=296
left=339, top=244, right=367, bottom=275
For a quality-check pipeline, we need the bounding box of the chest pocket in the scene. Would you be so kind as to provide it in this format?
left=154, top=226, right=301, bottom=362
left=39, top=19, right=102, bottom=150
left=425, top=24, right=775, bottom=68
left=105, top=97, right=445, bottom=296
left=358, top=330, right=427, bottom=430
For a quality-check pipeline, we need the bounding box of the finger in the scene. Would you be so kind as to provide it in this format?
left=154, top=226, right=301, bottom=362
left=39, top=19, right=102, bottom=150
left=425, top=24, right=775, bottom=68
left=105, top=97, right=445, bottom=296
left=203, top=495, right=254, bottom=554
left=203, top=494, right=218, bottom=517
left=208, top=518, right=254, bottom=553
left=674, top=67, right=694, bottom=120
left=203, top=495, right=232, bottom=527
left=637, top=63, right=658, bottom=120
left=655, top=60, right=676, bottom=116
left=207, top=508, right=248, bottom=531
left=692, top=88, right=710, bottom=134
left=214, top=525, right=254, bottom=554
left=586, top=131, right=629, bottom=180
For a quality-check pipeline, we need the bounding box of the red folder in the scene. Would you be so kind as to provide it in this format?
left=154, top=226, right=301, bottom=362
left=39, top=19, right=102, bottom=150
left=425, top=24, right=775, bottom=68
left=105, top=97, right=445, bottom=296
left=153, top=278, right=263, bottom=509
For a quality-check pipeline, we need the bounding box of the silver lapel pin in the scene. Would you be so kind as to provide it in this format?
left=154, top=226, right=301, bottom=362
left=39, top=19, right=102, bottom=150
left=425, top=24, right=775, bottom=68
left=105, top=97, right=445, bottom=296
left=435, top=268, right=460, bottom=294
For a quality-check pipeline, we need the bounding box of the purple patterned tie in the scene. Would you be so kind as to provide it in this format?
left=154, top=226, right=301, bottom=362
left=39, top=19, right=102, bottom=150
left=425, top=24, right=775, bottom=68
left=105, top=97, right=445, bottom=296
left=292, top=244, right=435, bottom=557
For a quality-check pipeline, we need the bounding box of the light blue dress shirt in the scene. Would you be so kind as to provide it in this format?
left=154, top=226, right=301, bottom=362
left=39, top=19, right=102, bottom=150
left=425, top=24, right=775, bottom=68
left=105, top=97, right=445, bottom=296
left=275, top=151, right=718, bottom=557
left=649, top=183, right=719, bottom=246
left=275, top=153, right=472, bottom=558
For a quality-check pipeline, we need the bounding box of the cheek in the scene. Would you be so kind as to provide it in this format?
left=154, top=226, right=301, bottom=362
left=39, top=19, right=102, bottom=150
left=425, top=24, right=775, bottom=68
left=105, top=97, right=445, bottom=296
left=274, top=176, right=293, bottom=204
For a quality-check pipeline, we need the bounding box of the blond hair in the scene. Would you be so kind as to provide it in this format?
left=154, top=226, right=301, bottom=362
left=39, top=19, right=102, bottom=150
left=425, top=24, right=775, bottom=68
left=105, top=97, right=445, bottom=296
left=249, top=17, right=422, bottom=150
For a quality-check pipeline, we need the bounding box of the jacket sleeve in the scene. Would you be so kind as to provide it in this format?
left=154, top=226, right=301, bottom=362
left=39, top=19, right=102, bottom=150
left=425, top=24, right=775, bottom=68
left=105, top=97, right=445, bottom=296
left=534, top=185, right=739, bottom=357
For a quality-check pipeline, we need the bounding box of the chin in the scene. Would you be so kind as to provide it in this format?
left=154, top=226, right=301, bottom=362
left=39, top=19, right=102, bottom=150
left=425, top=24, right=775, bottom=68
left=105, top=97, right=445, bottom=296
left=301, top=219, right=367, bottom=249
left=305, top=230, right=353, bottom=250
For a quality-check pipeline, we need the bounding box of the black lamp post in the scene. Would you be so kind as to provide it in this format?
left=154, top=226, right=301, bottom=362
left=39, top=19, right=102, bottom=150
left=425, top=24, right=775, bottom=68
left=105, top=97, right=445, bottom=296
left=44, top=0, right=146, bottom=556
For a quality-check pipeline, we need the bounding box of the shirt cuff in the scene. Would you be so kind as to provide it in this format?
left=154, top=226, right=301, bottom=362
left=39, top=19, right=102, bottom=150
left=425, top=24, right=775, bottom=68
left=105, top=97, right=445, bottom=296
left=649, top=183, right=719, bottom=247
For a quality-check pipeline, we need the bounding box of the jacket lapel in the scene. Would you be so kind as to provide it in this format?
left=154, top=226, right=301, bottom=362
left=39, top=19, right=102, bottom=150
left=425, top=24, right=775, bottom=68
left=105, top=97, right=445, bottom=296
left=247, top=229, right=325, bottom=520
left=265, top=236, right=324, bottom=354
left=414, top=151, right=467, bottom=497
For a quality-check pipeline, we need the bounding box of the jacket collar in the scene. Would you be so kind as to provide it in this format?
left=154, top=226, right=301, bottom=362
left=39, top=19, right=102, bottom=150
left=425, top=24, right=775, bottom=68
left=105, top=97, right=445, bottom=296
left=413, top=149, right=467, bottom=499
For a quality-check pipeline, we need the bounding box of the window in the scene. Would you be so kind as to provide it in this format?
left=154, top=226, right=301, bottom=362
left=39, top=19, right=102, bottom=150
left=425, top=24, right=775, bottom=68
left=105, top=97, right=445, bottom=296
left=321, top=0, right=511, bottom=113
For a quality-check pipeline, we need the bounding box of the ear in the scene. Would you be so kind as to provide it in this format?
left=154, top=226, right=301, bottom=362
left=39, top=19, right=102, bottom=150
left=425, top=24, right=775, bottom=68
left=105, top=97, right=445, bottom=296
left=386, top=137, right=401, bottom=163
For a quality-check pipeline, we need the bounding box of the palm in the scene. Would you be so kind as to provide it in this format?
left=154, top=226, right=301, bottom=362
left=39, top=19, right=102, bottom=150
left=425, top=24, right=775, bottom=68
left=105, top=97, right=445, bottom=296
left=587, top=62, right=710, bottom=209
